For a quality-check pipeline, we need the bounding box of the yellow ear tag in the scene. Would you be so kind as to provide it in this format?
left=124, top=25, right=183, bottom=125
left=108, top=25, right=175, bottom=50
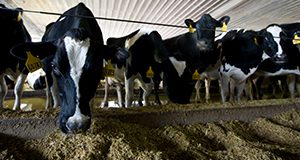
left=293, top=34, right=300, bottom=45
left=221, top=22, right=227, bottom=32
left=254, top=37, right=259, bottom=46
left=189, top=24, right=196, bottom=33
left=146, top=66, right=154, bottom=78
left=103, top=59, right=115, bottom=77
left=17, top=12, right=22, bottom=22
left=192, top=69, right=201, bottom=80
left=25, top=51, right=43, bottom=73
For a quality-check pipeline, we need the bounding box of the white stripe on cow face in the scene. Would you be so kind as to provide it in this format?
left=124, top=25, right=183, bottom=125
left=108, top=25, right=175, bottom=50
left=125, top=27, right=154, bottom=49
left=169, top=57, right=186, bottom=77
left=266, top=26, right=283, bottom=57
left=64, top=36, right=90, bottom=124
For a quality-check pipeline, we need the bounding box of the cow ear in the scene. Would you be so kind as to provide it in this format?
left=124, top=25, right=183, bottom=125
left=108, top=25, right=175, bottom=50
left=10, top=42, right=57, bottom=61
left=253, top=36, right=264, bottom=46
left=111, top=47, right=129, bottom=64
left=184, top=19, right=195, bottom=27
left=216, top=16, right=230, bottom=27
left=101, top=45, right=128, bottom=64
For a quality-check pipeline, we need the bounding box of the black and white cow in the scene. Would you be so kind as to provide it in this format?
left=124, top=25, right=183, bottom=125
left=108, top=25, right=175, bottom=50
left=100, top=69, right=125, bottom=108
left=251, top=23, right=300, bottom=99
left=10, top=3, right=128, bottom=133
left=0, top=4, right=32, bottom=110
left=162, top=14, right=230, bottom=104
left=218, top=29, right=279, bottom=102
left=194, top=31, right=229, bottom=103
left=106, top=28, right=169, bottom=107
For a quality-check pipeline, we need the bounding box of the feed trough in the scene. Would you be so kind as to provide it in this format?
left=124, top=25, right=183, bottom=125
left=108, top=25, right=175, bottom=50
left=1, top=99, right=300, bottom=159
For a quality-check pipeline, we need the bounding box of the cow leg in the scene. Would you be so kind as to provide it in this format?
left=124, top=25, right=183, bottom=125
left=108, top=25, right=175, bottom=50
left=140, top=83, right=153, bottom=106
left=0, top=74, right=7, bottom=109
left=50, top=73, right=59, bottom=108
left=136, top=88, right=144, bottom=106
left=286, top=74, right=296, bottom=98
left=219, top=73, right=230, bottom=103
left=13, top=73, right=27, bottom=110
left=244, top=79, right=253, bottom=101
left=153, top=80, right=161, bottom=105
left=194, top=80, right=201, bottom=103
left=296, top=75, right=300, bottom=97
left=252, top=76, right=264, bottom=100
left=100, top=77, right=109, bottom=107
left=205, top=79, right=211, bottom=103
left=125, top=77, right=134, bottom=107
left=236, top=81, right=246, bottom=102
left=45, top=74, right=53, bottom=109
left=229, top=79, right=236, bottom=102
left=116, top=84, right=124, bottom=107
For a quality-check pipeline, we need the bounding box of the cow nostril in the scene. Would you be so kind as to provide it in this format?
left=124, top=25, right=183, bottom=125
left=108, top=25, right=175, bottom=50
left=66, top=121, right=76, bottom=132
left=65, top=118, right=91, bottom=134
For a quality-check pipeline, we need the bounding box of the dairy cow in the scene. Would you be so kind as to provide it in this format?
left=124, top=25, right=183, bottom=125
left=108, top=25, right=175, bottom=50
left=219, top=29, right=280, bottom=102
left=11, top=3, right=128, bottom=133
left=0, top=4, right=32, bottom=110
left=106, top=28, right=168, bottom=107
left=194, top=31, right=229, bottom=103
left=162, top=14, right=230, bottom=104
left=252, top=23, right=300, bottom=98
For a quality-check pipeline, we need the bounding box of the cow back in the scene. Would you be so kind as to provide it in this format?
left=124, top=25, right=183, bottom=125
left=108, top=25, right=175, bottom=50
left=42, top=2, right=103, bottom=45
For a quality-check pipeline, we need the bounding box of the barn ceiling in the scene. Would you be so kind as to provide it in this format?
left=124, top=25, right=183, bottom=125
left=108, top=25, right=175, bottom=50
left=2, top=0, right=300, bottom=42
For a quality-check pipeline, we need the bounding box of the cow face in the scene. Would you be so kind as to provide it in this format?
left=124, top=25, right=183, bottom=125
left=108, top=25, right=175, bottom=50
left=184, top=14, right=230, bottom=51
left=54, top=29, right=128, bottom=133
left=0, top=5, right=22, bottom=22
left=264, top=25, right=290, bottom=64
left=10, top=28, right=128, bottom=134
left=257, top=29, right=282, bottom=62
left=0, top=5, right=31, bottom=50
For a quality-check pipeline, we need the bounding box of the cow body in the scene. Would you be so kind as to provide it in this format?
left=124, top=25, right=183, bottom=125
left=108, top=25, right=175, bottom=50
left=11, top=3, right=128, bottom=133
left=107, top=28, right=168, bottom=107
left=219, top=29, right=279, bottom=102
left=100, top=67, right=125, bottom=108
left=194, top=32, right=228, bottom=103
left=251, top=24, right=300, bottom=98
left=162, top=14, right=230, bottom=104
left=0, top=5, right=31, bottom=110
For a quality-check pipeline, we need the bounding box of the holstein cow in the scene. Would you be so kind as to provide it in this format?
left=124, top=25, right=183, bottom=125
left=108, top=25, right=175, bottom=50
left=219, top=29, right=279, bottom=102
left=106, top=28, right=169, bottom=107
left=194, top=31, right=229, bottom=103
left=100, top=68, right=125, bottom=108
left=11, top=3, right=128, bottom=133
left=162, top=14, right=230, bottom=104
left=0, top=4, right=32, bottom=110
left=251, top=23, right=300, bottom=99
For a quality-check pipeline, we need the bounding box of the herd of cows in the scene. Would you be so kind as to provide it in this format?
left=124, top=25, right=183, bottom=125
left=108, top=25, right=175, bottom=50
left=2, top=2, right=300, bottom=133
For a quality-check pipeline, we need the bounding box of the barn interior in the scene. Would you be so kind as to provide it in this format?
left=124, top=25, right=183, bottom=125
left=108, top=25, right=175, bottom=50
left=1, top=0, right=300, bottom=159
left=3, top=0, right=300, bottom=41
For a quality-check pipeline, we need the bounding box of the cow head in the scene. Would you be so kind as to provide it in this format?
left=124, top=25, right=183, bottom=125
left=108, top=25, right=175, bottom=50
left=262, top=25, right=291, bottom=64
left=0, top=4, right=22, bottom=22
left=184, top=14, right=230, bottom=51
left=11, top=28, right=128, bottom=134
left=0, top=5, right=31, bottom=46
left=256, top=29, right=283, bottom=63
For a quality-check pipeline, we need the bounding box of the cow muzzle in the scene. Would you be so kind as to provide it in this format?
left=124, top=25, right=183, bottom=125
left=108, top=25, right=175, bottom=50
left=196, top=40, right=213, bottom=52
left=272, top=54, right=288, bottom=64
left=61, top=114, right=91, bottom=134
